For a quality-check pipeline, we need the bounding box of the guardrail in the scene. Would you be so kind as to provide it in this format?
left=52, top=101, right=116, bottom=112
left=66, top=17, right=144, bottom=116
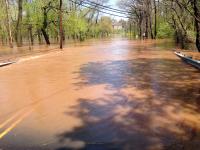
left=174, top=52, right=200, bottom=70
left=0, top=61, right=15, bottom=67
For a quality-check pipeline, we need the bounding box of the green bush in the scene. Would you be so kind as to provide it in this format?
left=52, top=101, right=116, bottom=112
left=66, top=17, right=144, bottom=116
left=157, top=22, right=173, bottom=38
left=187, top=30, right=195, bottom=42
left=64, top=13, right=87, bottom=39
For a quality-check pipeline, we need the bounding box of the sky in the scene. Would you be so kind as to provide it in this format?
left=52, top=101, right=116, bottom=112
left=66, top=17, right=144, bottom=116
left=101, top=0, right=128, bottom=21
left=109, top=0, right=119, bottom=6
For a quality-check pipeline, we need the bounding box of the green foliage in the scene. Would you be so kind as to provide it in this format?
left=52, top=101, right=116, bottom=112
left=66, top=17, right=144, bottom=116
left=157, top=22, right=173, bottom=39
left=0, top=0, right=114, bottom=45
left=98, top=16, right=112, bottom=36
left=64, top=12, right=87, bottom=40
left=187, top=30, right=196, bottom=42
left=0, top=1, right=7, bottom=38
left=87, top=24, right=100, bottom=37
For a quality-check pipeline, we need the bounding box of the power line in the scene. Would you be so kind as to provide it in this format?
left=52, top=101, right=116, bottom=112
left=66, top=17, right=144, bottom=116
left=78, top=2, right=132, bottom=19
left=79, top=0, right=132, bottom=14
left=81, top=1, right=131, bottom=15
left=69, top=0, right=134, bottom=19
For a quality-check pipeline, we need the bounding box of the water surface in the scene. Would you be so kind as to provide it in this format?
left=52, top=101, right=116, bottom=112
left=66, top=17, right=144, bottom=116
left=0, top=39, right=200, bottom=150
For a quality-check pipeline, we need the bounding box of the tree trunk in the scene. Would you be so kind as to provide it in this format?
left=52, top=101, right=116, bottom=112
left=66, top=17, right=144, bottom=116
left=145, top=13, right=149, bottom=39
left=139, top=13, right=142, bottom=39
left=41, top=8, right=50, bottom=45
left=129, top=23, right=132, bottom=38
left=194, top=0, right=200, bottom=52
left=5, top=0, right=13, bottom=48
left=1, top=35, right=4, bottom=45
left=41, top=28, right=50, bottom=45
left=62, top=30, right=65, bottom=41
left=59, top=0, right=63, bottom=49
left=149, top=15, right=154, bottom=39
left=28, top=25, right=34, bottom=45
left=37, top=30, right=42, bottom=44
left=153, top=0, right=157, bottom=39
left=16, top=0, right=23, bottom=47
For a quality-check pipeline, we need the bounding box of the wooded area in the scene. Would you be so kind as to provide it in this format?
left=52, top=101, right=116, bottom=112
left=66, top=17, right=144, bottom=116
left=0, top=0, right=200, bottom=52
left=0, top=0, right=114, bottom=48
left=119, top=0, right=200, bottom=51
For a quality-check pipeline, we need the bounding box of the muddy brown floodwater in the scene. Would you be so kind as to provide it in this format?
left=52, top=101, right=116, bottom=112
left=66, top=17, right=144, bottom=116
left=0, top=38, right=200, bottom=150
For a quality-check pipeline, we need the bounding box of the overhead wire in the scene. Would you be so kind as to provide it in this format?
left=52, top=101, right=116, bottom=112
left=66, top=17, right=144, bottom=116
left=68, top=0, right=134, bottom=20
left=78, top=0, right=132, bottom=14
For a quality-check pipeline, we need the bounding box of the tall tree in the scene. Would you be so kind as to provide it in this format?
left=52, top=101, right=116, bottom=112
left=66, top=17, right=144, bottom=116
left=193, top=0, right=200, bottom=52
left=172, top=0, right=200, bottom=51
left=5, top=0, right=13, bottom=48
left=153, top=0, right=157, bottom=39
left=59, top=0, right=63, bottom=49
left=16, top=0, right=23, bottom=47
left=41, top=4, right=51, bottom=45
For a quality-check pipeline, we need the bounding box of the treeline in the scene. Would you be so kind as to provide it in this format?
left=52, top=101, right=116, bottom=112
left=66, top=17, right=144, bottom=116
left=0, top=0, right=113, bottom=48
left=119, top=0, right=200, bottom=52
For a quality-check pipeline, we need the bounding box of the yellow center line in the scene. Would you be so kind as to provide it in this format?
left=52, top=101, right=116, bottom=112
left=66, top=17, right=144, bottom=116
left=0, top=109, right=27, bottom=129
left=0, top=109, right=33, bottom=139
left=0, top=88, right=68, bottom=140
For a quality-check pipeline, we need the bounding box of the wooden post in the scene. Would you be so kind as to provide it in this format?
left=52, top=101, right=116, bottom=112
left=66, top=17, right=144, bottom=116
left=59, top=0, right=63, bottom=49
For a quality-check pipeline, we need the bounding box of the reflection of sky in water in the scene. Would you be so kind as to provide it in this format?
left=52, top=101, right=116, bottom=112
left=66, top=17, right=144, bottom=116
left=108, top=40, right=130, bottom=56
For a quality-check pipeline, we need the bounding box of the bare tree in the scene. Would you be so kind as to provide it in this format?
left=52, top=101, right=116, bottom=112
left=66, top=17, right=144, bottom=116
left=171, top=0, right=200, bottom=51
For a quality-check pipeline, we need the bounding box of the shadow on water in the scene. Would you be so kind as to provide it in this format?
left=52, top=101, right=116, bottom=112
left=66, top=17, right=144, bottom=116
left=56, top=58, right=200, bottom=150
left=73, top=58, right=200, bottom=101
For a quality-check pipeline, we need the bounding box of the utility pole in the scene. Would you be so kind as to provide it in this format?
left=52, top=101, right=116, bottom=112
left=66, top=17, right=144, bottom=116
left=59, top=0, right=63, bottom=49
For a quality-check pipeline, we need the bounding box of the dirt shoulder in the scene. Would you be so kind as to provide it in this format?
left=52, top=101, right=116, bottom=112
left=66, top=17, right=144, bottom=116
left=0, top=45, right=60, bottom=63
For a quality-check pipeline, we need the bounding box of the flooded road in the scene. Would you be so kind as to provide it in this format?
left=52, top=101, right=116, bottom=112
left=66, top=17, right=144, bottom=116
left=0, top=39, right=200, bottom=150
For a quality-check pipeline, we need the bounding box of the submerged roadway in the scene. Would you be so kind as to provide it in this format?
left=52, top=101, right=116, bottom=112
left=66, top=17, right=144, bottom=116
left=0, top=39, right=200, bottom=150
